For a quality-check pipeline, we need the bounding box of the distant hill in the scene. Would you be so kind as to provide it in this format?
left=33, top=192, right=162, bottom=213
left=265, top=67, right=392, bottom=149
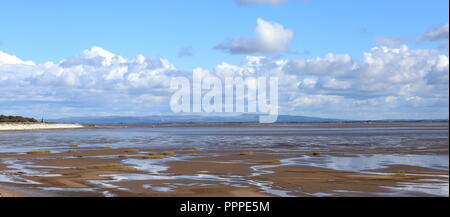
left=47, top=114, right=343, bottom=125
left=0, top=115, right=38, bottom=123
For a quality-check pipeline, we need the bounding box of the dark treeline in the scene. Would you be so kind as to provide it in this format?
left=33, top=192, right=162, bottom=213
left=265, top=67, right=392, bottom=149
left=0, top=115, right=38, bottom=123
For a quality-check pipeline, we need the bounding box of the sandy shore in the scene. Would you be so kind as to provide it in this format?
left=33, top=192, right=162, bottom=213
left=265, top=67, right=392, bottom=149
left=0, top=123, right=84, bottom=131
left=0, top=188, right=27, bottom=197
left=0, top=146, right=447, bottom=197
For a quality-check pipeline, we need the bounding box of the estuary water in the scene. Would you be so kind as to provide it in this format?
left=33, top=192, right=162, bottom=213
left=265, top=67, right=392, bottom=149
left=0, top=122, right=448, bottom=196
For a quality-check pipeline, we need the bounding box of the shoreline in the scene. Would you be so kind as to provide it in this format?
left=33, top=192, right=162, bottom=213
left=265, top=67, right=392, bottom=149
left=124, top=121, right=449, bottom=128
left=1, top=121, right=447, bottom=131
left=0, top=123, right=85, bottom=131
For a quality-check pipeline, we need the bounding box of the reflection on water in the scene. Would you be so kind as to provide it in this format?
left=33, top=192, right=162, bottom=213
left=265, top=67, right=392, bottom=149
left=1, top=124, right=448, bottom=154
left=0, top=159, right=65, bottom=185
left=143, top=184, right=174, bottom=192
left=285, top=154, right=449, bottom=172
left=383, top=181, right=449, bottom=197
left=276, top=154, right=449, bottom=196
left=122, top=155, right=194, bottom=174
left=40, top=187, right=95, bottom=192
left=94, top=170, right=293, bottom=197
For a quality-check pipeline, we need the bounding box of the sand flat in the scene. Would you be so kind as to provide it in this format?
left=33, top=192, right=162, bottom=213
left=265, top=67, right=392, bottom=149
left=0, top=122, right=447, bottom=197
left=0, top=146, right=448, bottom=197
left=0, top=188, right=27, bottom=197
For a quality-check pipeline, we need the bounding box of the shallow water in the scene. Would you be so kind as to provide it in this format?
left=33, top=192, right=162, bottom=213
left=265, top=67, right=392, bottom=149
left=284, top=154, right=449, bottom=172
left=0, top=123, right=448, bottom=196
left=1, top=123, right=448, bottom=153
left=275, top=154, right=449, bottom=196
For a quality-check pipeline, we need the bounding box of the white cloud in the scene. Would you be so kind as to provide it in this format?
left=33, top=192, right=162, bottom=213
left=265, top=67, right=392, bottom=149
left=0, top=44, right=448, bottom=119
left=0, top=51, right=35, bottom=65
left=285, top=45, right=449, bottom=99
left=0, top=46, right=179, bottom=117
left=215, top=18, right=294, bottom=54
left=290, top=95, right=341, bottom=107
left=211, top=45, right=449, bottom=119
left=60, top=46, right=126, bottom=67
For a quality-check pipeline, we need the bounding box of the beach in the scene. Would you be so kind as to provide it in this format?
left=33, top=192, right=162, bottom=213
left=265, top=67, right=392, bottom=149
left=0, top=122, right=448, bottom=197
left=0, top=123, right=84, bottom=131
left=0, top=188, right=26, bottom=197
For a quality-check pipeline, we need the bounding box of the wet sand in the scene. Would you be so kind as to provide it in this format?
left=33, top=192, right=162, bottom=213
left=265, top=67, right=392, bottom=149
left=0, top=145, right=448, bottom=197
left=0, top=188, right=26, bottom=197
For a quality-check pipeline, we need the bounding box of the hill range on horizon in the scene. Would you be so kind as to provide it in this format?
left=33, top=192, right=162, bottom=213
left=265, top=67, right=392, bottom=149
left=46, top=114, right=449, bottom=125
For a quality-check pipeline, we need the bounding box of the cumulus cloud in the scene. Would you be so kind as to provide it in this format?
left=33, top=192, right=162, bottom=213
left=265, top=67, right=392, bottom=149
left=0, top=45, right=448, bottom=119
left=236, top=0, right=292, bottom=6
left=215, top=18, right=294, bottom=54
left=285, top=45, right=449, bottom=99
left=0, top=46, right=180, bottom=117
left=0, top=51, right=35, bottom=65
left=59, top=46, right=127, bottom=68
left=212, top=45, right=449, bottom=119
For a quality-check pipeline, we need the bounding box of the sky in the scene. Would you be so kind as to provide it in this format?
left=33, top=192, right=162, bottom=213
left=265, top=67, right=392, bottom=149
left=0, top=0, right=449, bottom=120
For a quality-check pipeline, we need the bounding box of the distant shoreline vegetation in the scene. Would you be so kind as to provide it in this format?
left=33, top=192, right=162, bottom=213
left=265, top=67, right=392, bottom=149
left=0, top=115, right=38, bottom=123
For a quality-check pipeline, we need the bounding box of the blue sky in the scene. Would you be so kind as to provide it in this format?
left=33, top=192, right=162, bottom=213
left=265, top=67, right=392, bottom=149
left=0, top=0, right=449, bottom=120
left=1, top=0, right=447, bottom=69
